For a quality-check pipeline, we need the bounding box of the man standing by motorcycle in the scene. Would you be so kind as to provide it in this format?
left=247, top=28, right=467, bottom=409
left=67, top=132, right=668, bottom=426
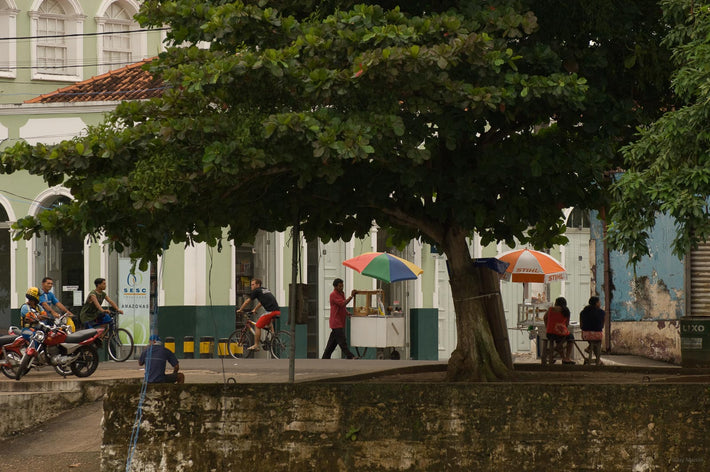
left=20, top=287, right=50, bottom=328
left=39, top=277, right=74, bottom=321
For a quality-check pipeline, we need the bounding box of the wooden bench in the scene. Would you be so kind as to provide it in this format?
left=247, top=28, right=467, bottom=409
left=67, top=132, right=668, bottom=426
left=582, top=340, right=603, bottom=365
left=540, top=337, right=590, bottom=366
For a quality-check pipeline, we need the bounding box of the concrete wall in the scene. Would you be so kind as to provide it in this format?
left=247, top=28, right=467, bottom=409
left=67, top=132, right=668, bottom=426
left=0, top=379, right=136, bottom=438
left=103, top=382, right=710, bottom=471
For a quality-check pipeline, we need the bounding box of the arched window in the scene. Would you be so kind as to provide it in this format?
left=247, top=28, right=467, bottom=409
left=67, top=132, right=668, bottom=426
left=0, top=0, right=18, bottom=78
left=566, top=208, right=590, bottom=230
left=29, top=0, right=84, bottom=81
left=96, top=0, right=145, bottom=74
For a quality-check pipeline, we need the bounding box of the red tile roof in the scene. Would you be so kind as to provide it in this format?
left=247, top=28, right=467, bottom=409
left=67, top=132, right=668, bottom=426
left=24, top=58, right=166, bottom=104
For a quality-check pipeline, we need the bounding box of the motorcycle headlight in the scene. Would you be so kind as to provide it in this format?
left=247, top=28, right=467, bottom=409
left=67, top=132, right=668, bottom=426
left=33, top=330, right=45, bottom=342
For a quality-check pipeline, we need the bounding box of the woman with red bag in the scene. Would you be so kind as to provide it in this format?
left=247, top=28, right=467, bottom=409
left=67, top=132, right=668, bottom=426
left=544, top=297, right=575, bottom=364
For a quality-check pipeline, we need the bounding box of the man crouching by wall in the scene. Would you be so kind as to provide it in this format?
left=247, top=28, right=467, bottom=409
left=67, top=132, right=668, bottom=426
left=139, top=335, right=185, bottom=384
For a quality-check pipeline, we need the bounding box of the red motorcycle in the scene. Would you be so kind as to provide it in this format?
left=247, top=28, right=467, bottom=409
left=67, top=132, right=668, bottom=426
left=0, top=327, right=21, bottom=377
left=1, top=318, right=104, bottom=380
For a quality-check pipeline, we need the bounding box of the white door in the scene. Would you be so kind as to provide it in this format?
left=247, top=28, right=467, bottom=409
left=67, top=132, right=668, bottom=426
left=564, top=230, right=591, bottom=322
left=35, top=232, right=61, bottom=289
left=319, top=240, right=346, bottom=356
left=564, top=209, right=592, bottom=322
left=435, top=254, right=455, bottom=360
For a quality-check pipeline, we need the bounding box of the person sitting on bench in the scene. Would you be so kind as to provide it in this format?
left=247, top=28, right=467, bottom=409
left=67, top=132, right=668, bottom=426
left=544, top=297, right=575, bottom=364
left=580, top=296, right=605, bottom=365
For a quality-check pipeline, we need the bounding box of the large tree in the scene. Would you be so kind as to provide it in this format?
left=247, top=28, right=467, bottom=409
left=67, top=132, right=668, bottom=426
left=1, top=1, right=673, bottom=380
left=608, top=0, right=710, bottom=263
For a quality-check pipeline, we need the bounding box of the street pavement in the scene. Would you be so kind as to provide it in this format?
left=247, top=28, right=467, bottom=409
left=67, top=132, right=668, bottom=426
left=0, top=357, right=449, bottom=387
left=0, top=352, right=680, bottom=389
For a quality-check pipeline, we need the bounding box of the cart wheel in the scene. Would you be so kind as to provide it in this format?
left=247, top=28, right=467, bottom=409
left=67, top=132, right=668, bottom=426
left=389, top=349, right=400, bottom=360
left=376, top=349, right=385, bottom=360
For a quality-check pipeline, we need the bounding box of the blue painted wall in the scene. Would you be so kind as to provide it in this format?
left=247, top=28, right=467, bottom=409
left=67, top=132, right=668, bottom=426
left=591, top=211, right=685, bottom=322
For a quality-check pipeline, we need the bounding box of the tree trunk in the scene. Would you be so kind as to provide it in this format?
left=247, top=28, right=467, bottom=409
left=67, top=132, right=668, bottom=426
left=442, top=227, right=511, bottom=382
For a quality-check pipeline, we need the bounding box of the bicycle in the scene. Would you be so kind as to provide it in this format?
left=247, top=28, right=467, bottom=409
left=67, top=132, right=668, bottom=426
left=227, top=310, right=291, bottom=359
left=87, top=307, right=135, bottom=362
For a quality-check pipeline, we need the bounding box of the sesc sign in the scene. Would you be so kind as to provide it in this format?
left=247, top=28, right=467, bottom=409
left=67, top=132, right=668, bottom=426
left=118, top=258, right=151, bottom=346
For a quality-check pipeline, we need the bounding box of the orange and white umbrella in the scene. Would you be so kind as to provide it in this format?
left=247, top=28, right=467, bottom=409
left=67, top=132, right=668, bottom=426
left=498, top=249, right=566, bottom=283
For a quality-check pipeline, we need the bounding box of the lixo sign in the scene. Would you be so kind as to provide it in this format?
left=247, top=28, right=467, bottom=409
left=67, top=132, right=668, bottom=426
left=681, top=323, right=705, bottom=333
left=680, top=317, right=710, bottom=367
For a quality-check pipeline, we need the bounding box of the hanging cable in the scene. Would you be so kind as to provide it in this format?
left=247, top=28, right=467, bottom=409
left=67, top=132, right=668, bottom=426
left=0, top=190, right=58, bottom=209
left=125, top=255, right=166, bottom=471
left=5, top=61, right=162, bottom=71
left=0, top=28, right=169, bottom=42
left=125, top=340, right=151, bottom=472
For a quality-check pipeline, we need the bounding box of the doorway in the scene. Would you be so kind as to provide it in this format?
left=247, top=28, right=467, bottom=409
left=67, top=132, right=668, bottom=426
left=564, top=208, right=592, bottom=320
left=0, top=204, right=9, bottom=327
left=33, top=196, right=84, bottom=312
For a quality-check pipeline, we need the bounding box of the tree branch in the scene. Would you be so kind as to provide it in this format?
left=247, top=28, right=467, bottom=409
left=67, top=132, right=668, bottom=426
left=380, top=206, right=445, bottom=243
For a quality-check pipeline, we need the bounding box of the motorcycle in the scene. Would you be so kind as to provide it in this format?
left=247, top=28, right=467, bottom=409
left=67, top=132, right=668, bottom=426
left=1, top=317, right=104, bottom=380
left=0, top=327, right=21, bottom=378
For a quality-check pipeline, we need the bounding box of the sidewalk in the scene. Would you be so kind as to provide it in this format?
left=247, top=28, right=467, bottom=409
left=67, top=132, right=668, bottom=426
left=0, top=358, right=449, bottom=388
left=0, top=353, right=683, bottom=390
left=512, top=351, right=679, bottom=369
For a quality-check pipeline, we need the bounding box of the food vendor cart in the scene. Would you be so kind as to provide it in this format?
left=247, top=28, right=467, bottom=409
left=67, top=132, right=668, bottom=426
left=349, top=290, right=405, bottom=360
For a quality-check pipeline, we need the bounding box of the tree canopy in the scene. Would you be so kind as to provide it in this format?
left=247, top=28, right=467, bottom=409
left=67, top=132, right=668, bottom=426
left=0, top=1, right=674, bottom=380
left=608, top=0, right=710, bottom=264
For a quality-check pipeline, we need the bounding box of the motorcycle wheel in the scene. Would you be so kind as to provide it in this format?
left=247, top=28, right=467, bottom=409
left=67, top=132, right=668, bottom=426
left=70, top=346, right=99, bottom=378
left=1, top=351, right=21, bottom=380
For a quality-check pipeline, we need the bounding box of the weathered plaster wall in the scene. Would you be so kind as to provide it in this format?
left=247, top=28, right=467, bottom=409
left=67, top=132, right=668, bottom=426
left=591, top=211, right=684, bottom=362
left=611, top=320, right=680, bottom=363
left=104, top=383, right=710, bottom=471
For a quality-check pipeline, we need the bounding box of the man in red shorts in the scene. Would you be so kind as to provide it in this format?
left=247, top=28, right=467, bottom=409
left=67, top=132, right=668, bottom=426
left=237, top=278, right=281, bottom=352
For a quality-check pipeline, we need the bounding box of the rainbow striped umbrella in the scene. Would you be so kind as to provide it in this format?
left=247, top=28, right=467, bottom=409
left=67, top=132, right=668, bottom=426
left=342, top=252, right=423, bottom=283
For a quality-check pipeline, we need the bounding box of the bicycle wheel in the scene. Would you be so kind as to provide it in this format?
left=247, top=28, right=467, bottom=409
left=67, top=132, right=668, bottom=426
left=271, top=330, right=291, bottom=359
left=227, top=329, right=254, bottom=359
left=107, top=328, right=134, bottom=362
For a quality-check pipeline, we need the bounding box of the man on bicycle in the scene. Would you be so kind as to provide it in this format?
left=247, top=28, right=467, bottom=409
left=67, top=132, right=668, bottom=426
left=80, top=277, right=123, bottom=328
left=237, top=278, right=281, bottom=352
